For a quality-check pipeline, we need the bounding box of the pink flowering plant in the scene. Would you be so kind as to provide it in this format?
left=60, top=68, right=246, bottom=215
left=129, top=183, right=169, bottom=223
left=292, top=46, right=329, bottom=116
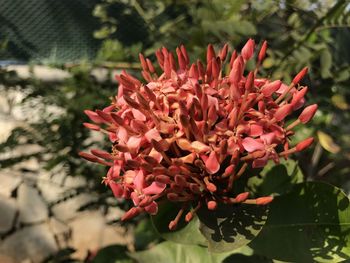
left=81, top=40, right=350, bottom=262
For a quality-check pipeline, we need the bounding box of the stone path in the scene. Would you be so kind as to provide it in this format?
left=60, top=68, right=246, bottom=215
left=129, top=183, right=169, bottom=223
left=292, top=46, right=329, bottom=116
left=0, top=167, right=131, bottom=263
left=0, top=80, right=132, bottom=263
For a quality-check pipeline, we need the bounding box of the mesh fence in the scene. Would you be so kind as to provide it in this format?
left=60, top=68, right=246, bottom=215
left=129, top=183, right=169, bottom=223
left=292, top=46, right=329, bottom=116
left=0, top=0, right=101, bottom=63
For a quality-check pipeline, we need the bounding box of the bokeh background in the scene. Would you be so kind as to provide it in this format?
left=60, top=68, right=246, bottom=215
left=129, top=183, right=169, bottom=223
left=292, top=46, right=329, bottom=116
left=0, top=0, right=349, bottom=262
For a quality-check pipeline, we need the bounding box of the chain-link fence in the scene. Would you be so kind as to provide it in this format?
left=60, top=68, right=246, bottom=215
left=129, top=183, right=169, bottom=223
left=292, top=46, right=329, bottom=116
left=0, top=0, right=101, bottom=64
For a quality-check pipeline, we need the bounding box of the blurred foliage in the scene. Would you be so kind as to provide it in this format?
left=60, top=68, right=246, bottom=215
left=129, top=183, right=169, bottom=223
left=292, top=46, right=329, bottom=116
left=0, top=65, right=114, bottom=190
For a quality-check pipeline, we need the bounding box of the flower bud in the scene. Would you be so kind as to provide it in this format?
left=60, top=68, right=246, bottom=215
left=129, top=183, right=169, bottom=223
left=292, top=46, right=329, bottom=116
left=206, top=44, right=216, bottom=64
left=241, top=39, right=255, bottom=60
left=175, top=174, right=187, bottom=187
left=235, top=192, right=250, bottom=203
left=110, top=112, right=124, bottom=126
left=122, top=207, right=142, bottom=221
left=139, top=53, right=148, bottom=71
left=155, top=175, right=171, bottom=184
left=114, top=144, right=130, bottom=153
left=256, top=196, right=274, bottom=205
left=207, top=200, right=217, bottom=210
left=189, top=64, right=199, bottom=79
left=291, top=87, right=308, bottom=109
left=229, top=55, right=243, bottom=85
left=168, top=220, right=177, bottom=230
left=296, top=137, right=314, bottom=152
left=245, top=71, right=255, bottom=92
left=84, top=110, right=104, bottom=123
left=292, top=67, right=308, bottom=84
left=91, top=149, right=113, bottom=160
left=258, top=40, right=267, bottom=63
left=229, top=50, right=237, bottom=67
left=261, top=80, right=281, bottom=97
left=123, top=95, right=141, bottom=109
left=143, top=155, right=159, bottom=165
left=197, top=60, right=205, bottom=79
left=79, top=152, right=98, bottom=162
left=180, top=44, right=189, bottom=64
left=185, top=212, right=193, bottom=222
left=176, top=47, right=187, bottom=70
left=189, top=183, right=202, bottom=194
left=146, top=58, right=155, bottom=73
left=219, top=43, right=229, bottom=61
left=211, top=58, right=220, bottom=79
left=275, top=104, right=293, bottom=121
left=206, top=182, right=217, bottom=192
left=83, top=122, right=100, bottom=131
left=139, top=196, right=153, bottom=207
left=167, top=193, right=180, bottom=202
left=96, top=110, right=114, bottom=123
left=223, top=164, right=235, bottom=177
left=298, top=104, right=318, bottom=124
left=155, top=49, right=164, bottom=67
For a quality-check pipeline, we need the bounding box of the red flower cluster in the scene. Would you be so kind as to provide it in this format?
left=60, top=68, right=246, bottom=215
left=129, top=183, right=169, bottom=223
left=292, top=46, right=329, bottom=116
left=80, top=39, right=317, bottom=229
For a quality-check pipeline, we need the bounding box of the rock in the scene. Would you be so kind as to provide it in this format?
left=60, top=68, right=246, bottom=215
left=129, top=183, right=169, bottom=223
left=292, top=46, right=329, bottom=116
left=5, top=65, right=71, bottom=83
left=105, top=206, right=124, bottom=223
left=90, top=68, right=121, bottom=83
left=64, top=176, right=86, bottom=188
left=0, top=224, right=58, bottom=263
left=68, top=211, right=130, bottom=260
left=0, top=197, right=17, bottom=235
left=18, top=157, right=40, bottom=171
left=37, top=177, right=66, bottom=203
left=0, top=117, right=16, bottom=143
left=49, top=218, right=71, bottom=248
left=51, top=193, right=97, bottom=221
left=50, top=170, right=67, bottom=186
left=18, top=184, right=48, bottom=224
left=0, top=171, right=22, bottom=197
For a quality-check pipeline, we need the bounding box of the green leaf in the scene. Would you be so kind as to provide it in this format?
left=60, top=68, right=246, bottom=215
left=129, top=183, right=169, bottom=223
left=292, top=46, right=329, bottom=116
left=92, top=245, right=134, bottom=263
left=232, top=20, right=257, bottom=36
left=129, top=241, right=251, bottom=263
left=331, top=94, right=349, bottom=110
left=320, top=48, right=332, bottom=78
left=223, top=253, right=274, bottom=263
left=317, top=131, right=341, bottom=154
left=262, top=58, right=275, bottom=69
left=151, top=201, right=207, bottom=246
left=134, top=218, right=160, bottom=250
left=249, top=182, right=350, bottom=262
left=197, top=203, right=268, bottom=253
left=247, top=159, right=304, bottom=197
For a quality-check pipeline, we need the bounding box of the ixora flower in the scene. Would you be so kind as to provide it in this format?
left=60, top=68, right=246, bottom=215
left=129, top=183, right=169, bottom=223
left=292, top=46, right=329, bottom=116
left=80, top=39, right=317, bottom=230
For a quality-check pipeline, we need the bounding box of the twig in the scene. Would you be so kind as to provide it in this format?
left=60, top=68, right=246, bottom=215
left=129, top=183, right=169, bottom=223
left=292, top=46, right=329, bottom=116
left=317, top=162, right=336, bottom=177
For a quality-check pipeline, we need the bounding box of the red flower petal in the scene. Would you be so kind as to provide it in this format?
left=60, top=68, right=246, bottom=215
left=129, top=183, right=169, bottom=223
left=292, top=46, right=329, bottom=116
left=260, top=132, right=276, bottom=145
left=145, top=128, right=162, bottom=142
left=143, top=182, right=166, bottom=195
left=205, top=151, right=220, bottom=174
left=109, top=181, right=123, bottom=198
left=242, top=137, right=265, bottom=152
left=133, top=170, right=144, bottom=191
left=145, top=201, right=158, bottom=215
